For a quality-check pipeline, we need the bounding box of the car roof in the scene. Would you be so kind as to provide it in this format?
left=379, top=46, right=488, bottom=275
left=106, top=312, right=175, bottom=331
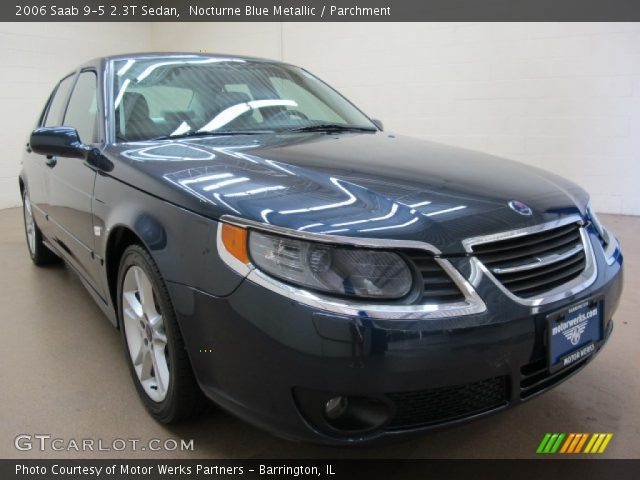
left=81, top=52, right=290, bottom=69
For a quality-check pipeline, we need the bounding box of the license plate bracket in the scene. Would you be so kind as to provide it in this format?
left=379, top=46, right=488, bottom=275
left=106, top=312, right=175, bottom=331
left=546, top=299, right=603, bottom=373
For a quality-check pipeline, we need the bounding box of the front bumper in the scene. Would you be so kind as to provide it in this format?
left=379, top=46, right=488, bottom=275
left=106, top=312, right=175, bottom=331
left=167, top=233, right=623, bottom=445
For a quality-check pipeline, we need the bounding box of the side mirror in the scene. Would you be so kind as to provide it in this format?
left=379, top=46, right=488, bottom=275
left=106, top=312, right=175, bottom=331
left=29, top=127, right=88, bottom=159
left=371, top=118, right=384, bottom=131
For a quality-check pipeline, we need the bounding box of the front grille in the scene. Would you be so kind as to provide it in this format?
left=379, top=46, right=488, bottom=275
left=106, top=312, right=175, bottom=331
left=386, top=377, right=507, bottom=429
left=404, top=252, right=466, bottom=303
left=471, top=222, right=586, bottom=299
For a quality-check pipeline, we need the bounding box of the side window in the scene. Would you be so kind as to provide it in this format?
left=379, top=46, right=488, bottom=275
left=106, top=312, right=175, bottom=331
left=43, top=75, right=75, bottom=127
left=63, top=71, right=98, bottom=143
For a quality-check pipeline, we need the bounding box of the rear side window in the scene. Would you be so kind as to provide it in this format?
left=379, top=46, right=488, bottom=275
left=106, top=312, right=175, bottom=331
left=44, top=75, right=75, bottom=127
left=63, top=71, right=99, bottom=143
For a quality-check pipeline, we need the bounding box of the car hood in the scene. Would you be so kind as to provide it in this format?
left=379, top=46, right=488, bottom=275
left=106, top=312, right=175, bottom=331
left=103, top=132, right=588, bottom=253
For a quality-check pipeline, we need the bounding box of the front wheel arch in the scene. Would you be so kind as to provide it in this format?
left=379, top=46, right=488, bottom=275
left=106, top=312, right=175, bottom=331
left=105, top=225, right=146, bottom=328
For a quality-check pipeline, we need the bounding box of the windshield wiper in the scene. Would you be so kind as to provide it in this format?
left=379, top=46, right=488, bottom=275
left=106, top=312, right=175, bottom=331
left=284, top=124, right=378, bottom=133
left=150, top=130, right=274, bottom=141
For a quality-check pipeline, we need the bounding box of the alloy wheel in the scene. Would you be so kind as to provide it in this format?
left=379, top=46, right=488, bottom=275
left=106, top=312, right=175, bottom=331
left=122, top=265, right=170, bottom=402
left=23, top=193, right=36, bottom=255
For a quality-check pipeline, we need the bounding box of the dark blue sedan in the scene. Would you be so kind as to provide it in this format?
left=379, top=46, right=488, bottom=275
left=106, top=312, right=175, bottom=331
left=20, top=53, right=623, bottom=444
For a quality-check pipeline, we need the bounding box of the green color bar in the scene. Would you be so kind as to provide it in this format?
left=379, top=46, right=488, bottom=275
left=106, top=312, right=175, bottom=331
left=537, top=433, right=552, bottom=454
left=550, top=433, right=566, bottom=453
left=543, top=433, right=559, bottom=453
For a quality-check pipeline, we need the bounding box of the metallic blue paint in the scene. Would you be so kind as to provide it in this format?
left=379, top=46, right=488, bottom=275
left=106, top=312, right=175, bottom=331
left=18, top=54, right=623, bottom=444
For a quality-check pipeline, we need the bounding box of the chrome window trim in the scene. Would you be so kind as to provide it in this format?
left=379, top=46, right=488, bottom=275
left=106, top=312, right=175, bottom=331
left=217, top=215, right=486, bottom=319
left=463, top=215, right=598, bottom=307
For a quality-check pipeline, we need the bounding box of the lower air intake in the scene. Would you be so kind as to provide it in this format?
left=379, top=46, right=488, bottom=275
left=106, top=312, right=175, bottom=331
left=385, top=376, right=508, bottom=429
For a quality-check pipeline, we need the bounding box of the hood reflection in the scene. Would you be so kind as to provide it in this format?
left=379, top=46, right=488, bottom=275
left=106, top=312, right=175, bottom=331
left=110, top=131, right=582, bottom=249
left=154, top=140, right=471, bottom=238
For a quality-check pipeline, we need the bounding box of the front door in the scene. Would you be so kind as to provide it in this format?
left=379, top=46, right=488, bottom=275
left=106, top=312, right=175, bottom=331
left=47, top=70, right=103, bottom=297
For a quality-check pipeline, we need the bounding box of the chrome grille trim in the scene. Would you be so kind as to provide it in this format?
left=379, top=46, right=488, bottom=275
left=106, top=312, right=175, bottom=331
left=463, top=215, right=597, bottom=307
left=491, top=242, right=584, bottom=275
left=462, top=215, right=584, bottom=253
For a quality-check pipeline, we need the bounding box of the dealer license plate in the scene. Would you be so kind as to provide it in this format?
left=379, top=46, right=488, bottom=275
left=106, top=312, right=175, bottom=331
left=547, top=300, right=602, bottom=373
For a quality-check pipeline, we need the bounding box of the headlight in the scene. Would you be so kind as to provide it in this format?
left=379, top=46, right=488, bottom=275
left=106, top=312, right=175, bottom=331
left=218, top=220, right=488, bottom=319
left=246, top=230, right=413, bottom=299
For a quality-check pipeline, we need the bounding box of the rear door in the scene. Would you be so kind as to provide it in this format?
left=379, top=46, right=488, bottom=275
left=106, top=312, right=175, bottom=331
left=47, top=70, right=104, bottom=295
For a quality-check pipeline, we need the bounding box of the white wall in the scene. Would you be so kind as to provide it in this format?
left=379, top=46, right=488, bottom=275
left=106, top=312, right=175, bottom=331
left=1, top=23, right=637, bottom=213
left=152, top=22, right=640, bottom=215
left=0, top=23, right=152, bottom=208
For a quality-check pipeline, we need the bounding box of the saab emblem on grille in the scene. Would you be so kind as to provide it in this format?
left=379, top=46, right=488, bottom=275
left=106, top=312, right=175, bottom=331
left=562, top=322, right=588, bottom=345
left=508, top=200, right=533, bottom=216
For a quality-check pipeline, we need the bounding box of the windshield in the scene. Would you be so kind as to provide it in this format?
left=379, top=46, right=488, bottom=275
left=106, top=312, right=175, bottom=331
left=111, top=56, right=377, bottom=142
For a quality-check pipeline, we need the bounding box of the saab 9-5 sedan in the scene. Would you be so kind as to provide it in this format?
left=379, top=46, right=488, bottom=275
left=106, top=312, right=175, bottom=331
left=20, top=53, right=623, bottom=444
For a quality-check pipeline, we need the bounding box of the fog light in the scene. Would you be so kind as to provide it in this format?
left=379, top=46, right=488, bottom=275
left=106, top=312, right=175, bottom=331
left=294, top=388, right=393, bottom=437
left=323, top=396, right=391, bottom=432
left=325, top=396, right=348, bottom=420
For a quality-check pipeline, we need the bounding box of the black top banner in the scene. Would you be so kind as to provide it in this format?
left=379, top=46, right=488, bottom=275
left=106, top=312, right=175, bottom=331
left=6, top=0, right=640, bottom=21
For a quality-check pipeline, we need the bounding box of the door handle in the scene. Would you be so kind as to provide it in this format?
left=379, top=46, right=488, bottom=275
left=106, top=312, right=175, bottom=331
left=45, top=155, right=57, bottom=168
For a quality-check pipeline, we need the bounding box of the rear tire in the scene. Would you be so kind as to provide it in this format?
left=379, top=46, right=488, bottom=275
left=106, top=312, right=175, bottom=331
left=117, top=244, right=205, bottom=423
left=22, top=189, right=59, bottom=266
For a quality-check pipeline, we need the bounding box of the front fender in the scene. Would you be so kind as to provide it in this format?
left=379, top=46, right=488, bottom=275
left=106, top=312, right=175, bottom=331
left=93, top=173, right=246, bottom=314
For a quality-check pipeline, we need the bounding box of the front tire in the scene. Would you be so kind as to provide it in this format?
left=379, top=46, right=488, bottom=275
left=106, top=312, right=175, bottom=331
left=117, top=244, right=204, bottom=423
left=22, top=190, right=59, bottom=265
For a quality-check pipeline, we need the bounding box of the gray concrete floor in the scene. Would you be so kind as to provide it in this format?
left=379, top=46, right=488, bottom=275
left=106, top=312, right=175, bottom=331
left=0, top=207, right=638, bottom=459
